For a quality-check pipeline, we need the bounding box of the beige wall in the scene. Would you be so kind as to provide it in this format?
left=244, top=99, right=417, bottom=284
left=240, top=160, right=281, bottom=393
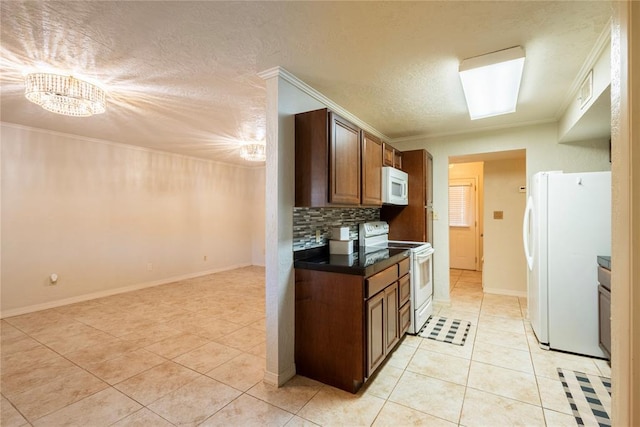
left=482, top=157, right=527, bottom=297
left=394, top=122, right=611, bottom=304
left=610, top=2, right=639, bottom=423
left=1, top=123, right=262, bottom=316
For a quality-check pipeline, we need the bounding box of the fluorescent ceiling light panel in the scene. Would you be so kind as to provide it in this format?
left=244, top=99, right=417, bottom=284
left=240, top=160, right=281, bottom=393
left=459, top=46, right=525, bottom=120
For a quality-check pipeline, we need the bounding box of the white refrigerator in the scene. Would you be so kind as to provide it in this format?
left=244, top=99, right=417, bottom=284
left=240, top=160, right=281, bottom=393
left=523, top=171, right=611, bottom=358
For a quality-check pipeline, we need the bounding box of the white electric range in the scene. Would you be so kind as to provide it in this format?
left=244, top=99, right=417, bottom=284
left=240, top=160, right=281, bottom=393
left=359, top=221, right=434, bottom=334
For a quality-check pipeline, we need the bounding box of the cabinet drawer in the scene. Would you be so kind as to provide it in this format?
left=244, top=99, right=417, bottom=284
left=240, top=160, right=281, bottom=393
left=399, top=302, right=411, bottom=336
left=366, top=265, right=398, bottom=298
left=399, top=275, right=410, bottom=306
left=398, top=258, right=410, bottom=277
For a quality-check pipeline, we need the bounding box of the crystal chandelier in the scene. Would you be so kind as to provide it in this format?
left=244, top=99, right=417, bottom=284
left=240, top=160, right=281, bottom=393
left=24, top=73, right=106, bottom=117
left=240, top=142, right=266, bottom=162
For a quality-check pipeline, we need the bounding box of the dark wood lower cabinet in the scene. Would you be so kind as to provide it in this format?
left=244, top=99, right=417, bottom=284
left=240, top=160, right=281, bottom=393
left=295, top=269, right=365, bottom=393
left=296, top=264, right=409, bottom=393
left=399, top=302, right=411, bottom=336
left=385, top=284, right=400, bottom=354
left=366, top=291, right=385, bottom=377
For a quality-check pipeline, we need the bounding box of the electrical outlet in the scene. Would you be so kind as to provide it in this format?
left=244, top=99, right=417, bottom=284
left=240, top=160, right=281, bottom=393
left=147, top=262, right=153, bottom=271
left=203, top=255, right=207, bottom=261
left=433, top=211, right=440, bottom=220
left=315, top=229, right=321, bottom=243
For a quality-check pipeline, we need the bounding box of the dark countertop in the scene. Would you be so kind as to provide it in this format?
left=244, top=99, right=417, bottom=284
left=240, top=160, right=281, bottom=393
left=294, top=245, right=410, bottom=277
left=598, top=255, right=611, bottom=270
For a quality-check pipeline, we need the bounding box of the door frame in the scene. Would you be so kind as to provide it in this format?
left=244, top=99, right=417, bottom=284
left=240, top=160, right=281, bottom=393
left=448, top=176, right=481, bottom=271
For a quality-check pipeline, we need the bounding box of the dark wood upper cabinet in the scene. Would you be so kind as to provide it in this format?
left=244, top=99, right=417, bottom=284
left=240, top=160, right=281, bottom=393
left=381, top=149, right=433, bottom=243
left=295, top=108, right=383, bottom=207
left=383, top=142, right=404, bottom=170
left=383, top=143, right=394, bottom=167
left=393, top=150, right=403, bottom=170
left=329, top=112, right=361, bottom=205
left=361, top=132, right=383, bottom=206
left=295, top=109, right=330, bottom=207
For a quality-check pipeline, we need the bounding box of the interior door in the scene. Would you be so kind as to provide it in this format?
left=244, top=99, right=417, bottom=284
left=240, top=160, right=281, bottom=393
left=449, top=178, right=477, bottom=270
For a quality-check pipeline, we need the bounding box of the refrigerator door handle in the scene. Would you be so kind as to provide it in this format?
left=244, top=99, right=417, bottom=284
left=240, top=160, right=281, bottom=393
left=523, top=196, right=534, bottom=271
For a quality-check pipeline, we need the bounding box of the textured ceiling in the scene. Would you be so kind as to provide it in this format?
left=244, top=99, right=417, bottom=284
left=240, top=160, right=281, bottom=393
left=0, top=1, right=611, bottom=166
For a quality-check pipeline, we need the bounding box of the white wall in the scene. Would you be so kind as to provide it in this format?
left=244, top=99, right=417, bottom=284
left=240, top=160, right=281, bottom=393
left=251, top=167, right=266, bottom=266
left=263, top=72, right=324, bottom=386
left=1, top=123, right=261, bottom=316
left=558, top=37, right=611, bottom=141
left=482, top=157, right=527, bottom=297
left=394, top=122, right=611, bottom=304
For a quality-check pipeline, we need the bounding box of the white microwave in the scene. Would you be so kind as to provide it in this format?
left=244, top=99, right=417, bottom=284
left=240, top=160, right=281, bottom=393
left=382, top=166, right=409, bottom=205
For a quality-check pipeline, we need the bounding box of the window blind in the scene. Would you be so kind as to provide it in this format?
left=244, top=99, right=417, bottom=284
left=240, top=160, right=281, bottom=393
left=449, top=183, right=472, bottom=227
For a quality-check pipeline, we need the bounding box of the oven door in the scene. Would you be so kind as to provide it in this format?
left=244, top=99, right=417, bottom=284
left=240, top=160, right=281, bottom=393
left=413, top=247, right=434, bottom=309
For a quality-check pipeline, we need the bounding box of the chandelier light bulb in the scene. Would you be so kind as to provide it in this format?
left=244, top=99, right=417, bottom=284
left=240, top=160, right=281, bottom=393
left=24, top=72, right=106, bottom=117
left=240, top=142, right=266, bottom=162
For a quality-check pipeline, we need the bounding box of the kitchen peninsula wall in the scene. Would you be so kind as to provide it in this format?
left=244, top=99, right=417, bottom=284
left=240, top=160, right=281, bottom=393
left=293, top=207, right=379, bottom=251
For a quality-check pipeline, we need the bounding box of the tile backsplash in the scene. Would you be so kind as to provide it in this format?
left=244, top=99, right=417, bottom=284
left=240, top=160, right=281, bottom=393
left=293, top=207, right=380, bottom=251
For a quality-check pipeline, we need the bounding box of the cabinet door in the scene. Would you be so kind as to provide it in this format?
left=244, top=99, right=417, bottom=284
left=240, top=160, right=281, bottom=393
left=366, top=291, right=385, bottom=376
left=329, top=113, right=361, bottom=205
left=426, top=151, right=433, bottom=242
left=598, top=285, right=611, bottom=358
left=426, top=151, right=433, bottom=207
left=399, top=302, right=411, bottom=336
left=399, top=274, right=410, bottom=307
left=383, top=143, right=394, bottom=166
left=361, top=132, right=383, bottom=206
left=393, top=150, right=403, bottom=170
left=385, top=284, right=400, bottom=353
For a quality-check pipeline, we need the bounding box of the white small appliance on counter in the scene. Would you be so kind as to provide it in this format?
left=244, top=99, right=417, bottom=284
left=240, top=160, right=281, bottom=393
left=360, top=221, right=434, bottom=334
left=382, top=167, right=409, bottom=205
left=329, top=226, right=353, bottom=254
left=523, top=171, right=611, bottom=358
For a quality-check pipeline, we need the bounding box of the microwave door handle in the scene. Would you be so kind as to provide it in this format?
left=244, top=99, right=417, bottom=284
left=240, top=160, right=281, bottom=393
left=403, top=182, right=408, bottom=199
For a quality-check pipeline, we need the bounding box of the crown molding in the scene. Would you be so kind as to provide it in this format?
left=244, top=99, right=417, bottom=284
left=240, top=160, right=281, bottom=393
left=554, top=18, right=612, bottom=119
left=257, top=66, right=390, bottom=142
left=0, top=122, right=261, bottom=170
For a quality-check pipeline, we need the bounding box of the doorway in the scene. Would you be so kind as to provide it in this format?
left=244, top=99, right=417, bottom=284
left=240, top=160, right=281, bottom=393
left=449, top=177, right=478, bottom=270
left=448, top=150, right=527, bottom=296
left=448, top=162, right=483, bottom=272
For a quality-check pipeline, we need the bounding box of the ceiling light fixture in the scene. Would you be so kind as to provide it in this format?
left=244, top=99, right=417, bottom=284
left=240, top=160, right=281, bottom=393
left=24, top=72, right=106, bottom=117
left=240, top=142, right=266, bottom=162
left=459, top=46, right=525, bottom=120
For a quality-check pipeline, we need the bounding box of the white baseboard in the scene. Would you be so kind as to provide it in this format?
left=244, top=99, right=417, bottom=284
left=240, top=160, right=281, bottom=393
left=483, top=287, right=527, bottom=298
left=0, top=263, right=253, bottom=319
left=263, top=364, right=296, bottom=387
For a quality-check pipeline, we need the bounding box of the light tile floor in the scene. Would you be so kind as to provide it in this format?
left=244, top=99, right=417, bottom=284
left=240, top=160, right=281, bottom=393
left=1, top=266, right=611, bottom=426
